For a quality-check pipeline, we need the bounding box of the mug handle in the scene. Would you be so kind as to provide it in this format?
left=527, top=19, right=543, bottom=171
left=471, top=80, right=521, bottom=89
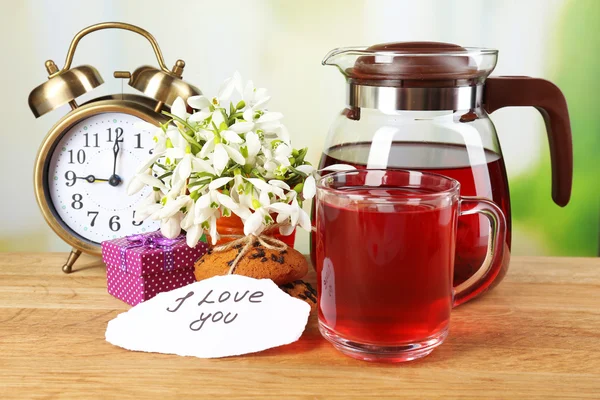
left=453, top=197, right=507, bottom=306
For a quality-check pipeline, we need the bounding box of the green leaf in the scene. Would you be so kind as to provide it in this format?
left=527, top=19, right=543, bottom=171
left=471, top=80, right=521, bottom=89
left=228, top=112, right=244, bottom=125
left=157, top=171, right=173, bottom=180
left=219, top=109, right=229, bottom=126
left=296, top=147, right=307, bottom=164
left=188, top=178, right=211, bottom=188
left=289, top=165, right=308, bottom=178
left=162, top=111, right=196, bottom=133
left=179, top=131, right=202, bottom=154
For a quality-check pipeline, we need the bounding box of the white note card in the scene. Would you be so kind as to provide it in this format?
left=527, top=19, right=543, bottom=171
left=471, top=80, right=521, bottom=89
left=105, top=275, right=311, bottom=358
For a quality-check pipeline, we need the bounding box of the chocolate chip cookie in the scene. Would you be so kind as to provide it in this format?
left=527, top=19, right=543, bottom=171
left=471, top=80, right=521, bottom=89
left=194, top=241, right=308, bottom=285
left=279, top=280, right=317, bottom=312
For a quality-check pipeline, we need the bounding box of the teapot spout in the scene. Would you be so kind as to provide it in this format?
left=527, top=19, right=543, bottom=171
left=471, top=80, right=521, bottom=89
left=321, top=47, right=368, bottom=76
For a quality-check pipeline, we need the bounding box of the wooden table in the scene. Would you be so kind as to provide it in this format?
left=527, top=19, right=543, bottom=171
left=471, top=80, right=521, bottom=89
left=1, top=254, right=599, bottom=399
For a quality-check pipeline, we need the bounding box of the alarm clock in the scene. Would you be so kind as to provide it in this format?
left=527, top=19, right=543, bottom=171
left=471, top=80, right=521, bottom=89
left=28, top=22, right=201, bottom=273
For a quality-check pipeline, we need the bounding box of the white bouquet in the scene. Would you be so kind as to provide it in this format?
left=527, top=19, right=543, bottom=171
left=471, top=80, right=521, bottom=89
left=128, top=72, right=351, bottom=247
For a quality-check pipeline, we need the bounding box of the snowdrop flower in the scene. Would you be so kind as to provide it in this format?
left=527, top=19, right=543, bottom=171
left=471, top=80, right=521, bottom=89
left=171, top=146, right=194, bottom=189
left=189, top=177, right=252, bottom=245
left=243, top=190, right=274, bottom=236
left=126, top=170, right=167, bottom=196
left=274, top=142, right=292, bottom=166
left=134, top=190, right=164, bottom=222
left=295, top=164, right=356, bottom=201
left=158, top=195, right=192, bottom=220
left=188, top=76, right=237, bottom=127
left=230, top=121, right=255, bottom=134
left=212, top=143, right=245, bottom=176
left=161, top=212, right=183, bottom=239
left=242, top=79, right=271, bottom=111
left=221, top=130, right=244, bottom=144
left=270, top=195, right=311, bottom=236
left=171, top=97, right=189, bottom=130
left=244, top=177, right=286, bottom=199
left=243, top=131, right=261, bottom=165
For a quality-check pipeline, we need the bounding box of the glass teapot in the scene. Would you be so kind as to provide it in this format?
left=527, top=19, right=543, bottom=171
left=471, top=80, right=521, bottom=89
left=312, top=42, right=573, bottom=305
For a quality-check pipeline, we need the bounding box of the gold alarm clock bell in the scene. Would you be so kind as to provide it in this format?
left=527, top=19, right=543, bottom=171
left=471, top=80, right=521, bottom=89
left=29, top=22, right=201, bottom=273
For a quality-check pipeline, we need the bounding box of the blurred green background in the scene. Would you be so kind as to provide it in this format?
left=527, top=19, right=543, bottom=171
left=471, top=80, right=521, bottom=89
left=0, top=0, right=597, bottom=256
left=510, top=0, right=599, bottom=256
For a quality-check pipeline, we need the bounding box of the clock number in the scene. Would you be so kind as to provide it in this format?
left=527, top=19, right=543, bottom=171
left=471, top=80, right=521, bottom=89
left=87, top=211, right=99, bottom=227
left=65, top=170, right=76, bottom=187
left=134, top=133, right=143, bottom=149
left=149, top=148, right=154, bottom=154
left=132, top=210, right=143, bottom=226
left=84, top=133, right=99, bottom=148
left=109, top=215, right=121, bottom=232
left=68, top=149, right=86, bottom=164
left=107, top=127, right=124, bottom=142
left=71, top=194, right=83, bottom=210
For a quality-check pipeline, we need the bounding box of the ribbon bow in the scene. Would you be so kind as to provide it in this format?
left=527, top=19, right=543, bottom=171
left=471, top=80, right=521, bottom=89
left=119, top=232, right=185, bottom=273
left=212, top=225, right=289, bottom=275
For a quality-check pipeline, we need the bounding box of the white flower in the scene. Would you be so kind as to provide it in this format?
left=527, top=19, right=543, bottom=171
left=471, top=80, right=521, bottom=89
left=171, top=149, right=194, bottom=189
left=187, top=95, right=211, bottom=110
left=127, top=170, right=166, bottom=196
left=242, top=79, right=271, bottom=111
left=134, top=190, right=163, bottom=222
left=211, top=143, right=245, bottom=176
left=161, top=212, right=183, bottom=238
left=243, top=131, right=261, bottom=165
left=269, top=196, right=311, bottom=236
left=244, top=177, right=285, bottom=199
left=132, top=72, right=356, bottom=248
left=274, top=142, right=292, bottom=166
left=243, top=190, right=273, bottom=236
left=303, top=175, right=316, bottom=200
left=193, top=190, right=242, bottom=245
left=171, top=97, right=188, bottom=120
left=213, top=77, right=236, bottom=108
left=158, top=195, right=191, bottom=219
left=230, top=121, right=254, bottom=134
left=221, top=130, right=244, bottom=144
left=184, top=224, right=204, bottom=248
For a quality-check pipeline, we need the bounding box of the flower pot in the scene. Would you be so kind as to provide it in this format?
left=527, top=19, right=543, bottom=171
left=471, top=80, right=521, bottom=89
left=213, top=214, right=297, bottom=248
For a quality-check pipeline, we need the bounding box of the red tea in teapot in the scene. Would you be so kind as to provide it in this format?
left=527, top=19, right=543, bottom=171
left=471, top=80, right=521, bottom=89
left=316, top=141, right=512, bottom=297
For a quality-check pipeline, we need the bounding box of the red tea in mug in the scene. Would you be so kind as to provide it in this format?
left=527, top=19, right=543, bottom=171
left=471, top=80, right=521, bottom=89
left=316, top=186, right=457, bottom=345
left=315, top=170, right=505, bottom=362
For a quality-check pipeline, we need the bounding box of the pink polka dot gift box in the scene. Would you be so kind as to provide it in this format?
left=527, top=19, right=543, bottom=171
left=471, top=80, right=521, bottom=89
left=101, top=231, right=209, bottom=306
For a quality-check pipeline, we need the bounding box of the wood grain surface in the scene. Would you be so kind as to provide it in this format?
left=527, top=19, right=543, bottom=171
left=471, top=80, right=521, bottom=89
left=1, top=253, right=599, bottom=399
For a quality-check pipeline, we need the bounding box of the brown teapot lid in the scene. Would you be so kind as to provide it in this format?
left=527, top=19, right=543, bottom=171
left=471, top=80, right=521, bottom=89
left=350, top=41, right=487, bottom=87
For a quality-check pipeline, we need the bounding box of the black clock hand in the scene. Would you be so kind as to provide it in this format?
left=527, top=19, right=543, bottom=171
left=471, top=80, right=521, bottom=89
left=75, top=175, right=109, bottom=183
left=112, top=140, right=120, bottom=176
left=108, top=139, right=123, bottom=187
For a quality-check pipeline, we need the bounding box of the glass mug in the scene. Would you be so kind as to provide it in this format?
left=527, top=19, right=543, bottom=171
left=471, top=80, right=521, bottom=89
left=315, top=169, right=506, bottom=362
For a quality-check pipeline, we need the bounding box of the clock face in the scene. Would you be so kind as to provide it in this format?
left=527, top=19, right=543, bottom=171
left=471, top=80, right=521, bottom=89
left=47, top=112, right=159, bottom=244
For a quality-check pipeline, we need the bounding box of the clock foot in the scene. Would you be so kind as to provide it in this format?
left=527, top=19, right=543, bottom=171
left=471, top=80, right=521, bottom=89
left=62, top=249, right=82, bottom=274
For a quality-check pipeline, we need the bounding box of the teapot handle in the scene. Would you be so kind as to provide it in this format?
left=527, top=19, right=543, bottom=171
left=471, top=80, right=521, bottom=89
left=483, top=76, right=573, bottom=206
